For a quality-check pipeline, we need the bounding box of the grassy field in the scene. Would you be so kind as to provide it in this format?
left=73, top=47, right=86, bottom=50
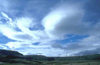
left=0, top=60, right=100, bottom=65
left=44, top=60, right=100, bottom=65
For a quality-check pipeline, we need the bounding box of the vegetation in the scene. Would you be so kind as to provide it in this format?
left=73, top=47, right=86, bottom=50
left=0, top=49, right=100, bottom=65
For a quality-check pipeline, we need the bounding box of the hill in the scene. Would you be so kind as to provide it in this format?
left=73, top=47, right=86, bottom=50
left=0, top=49, right=100, bottom=65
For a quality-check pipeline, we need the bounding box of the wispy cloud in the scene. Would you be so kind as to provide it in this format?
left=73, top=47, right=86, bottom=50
left=0, top=0, right=100, bottom=56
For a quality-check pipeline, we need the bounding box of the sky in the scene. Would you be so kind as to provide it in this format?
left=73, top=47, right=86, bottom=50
left=0, top=0, right=100, bottom=57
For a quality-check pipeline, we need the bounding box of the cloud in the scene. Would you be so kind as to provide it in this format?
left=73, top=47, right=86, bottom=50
left=42, top=3, right=86, bottom=39
left=0, top=24, right=32, bottom=41
left=52, top=35, right=100, bottom=56
left=0, top=44, right=8, bottom=49
left=0, top=12, right=47, bottom=42
left=0, top=0, right=100, bottom=57
left=0, top=0, right=60, bottom=19
left=74, top=48, right=100, bottom=56
left=5, top=41, right=66, bottom=57
left=41, top=1, right=100, bottom=56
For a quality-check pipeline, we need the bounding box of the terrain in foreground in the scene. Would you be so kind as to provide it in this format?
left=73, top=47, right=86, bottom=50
left=0, top=49, right=100, bottom=65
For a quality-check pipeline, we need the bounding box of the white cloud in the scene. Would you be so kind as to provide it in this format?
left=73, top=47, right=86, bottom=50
left=0, top=44, right=8, bottom=49
left=17, top=45, right=66, bottom=57
left=0, top=1, right=100, bottom=57
left=41, top=3, right=100, bottom=56
left=52, top=35, right=100, bottom=56
left=42, top=4, right=85, bottom=39
left=0, top=13, right=48, bottom=42
left=6, top=42, right=23, bottom=49
left=0, top=24, right=34, bottom=41
left=1, top=12, right=12, bottom=22
left=5, top=41, right=66, bottom=57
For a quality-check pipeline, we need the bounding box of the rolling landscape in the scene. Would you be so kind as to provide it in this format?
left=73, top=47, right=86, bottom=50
left=0, top=49, right=100, bottom=65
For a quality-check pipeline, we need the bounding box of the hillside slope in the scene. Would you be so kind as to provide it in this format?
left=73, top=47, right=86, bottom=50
left=0, top=49, right=100, bottom=65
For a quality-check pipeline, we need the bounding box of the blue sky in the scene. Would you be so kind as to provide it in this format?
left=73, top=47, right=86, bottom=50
left=0, top=0, right=100, bottom=57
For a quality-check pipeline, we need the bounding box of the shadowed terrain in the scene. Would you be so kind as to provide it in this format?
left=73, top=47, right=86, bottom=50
left=0, top=49, right=100, bottom=65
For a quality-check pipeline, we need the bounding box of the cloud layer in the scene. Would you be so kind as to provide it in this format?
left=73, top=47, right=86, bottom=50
left=0, top=0, right=100, bottom=56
